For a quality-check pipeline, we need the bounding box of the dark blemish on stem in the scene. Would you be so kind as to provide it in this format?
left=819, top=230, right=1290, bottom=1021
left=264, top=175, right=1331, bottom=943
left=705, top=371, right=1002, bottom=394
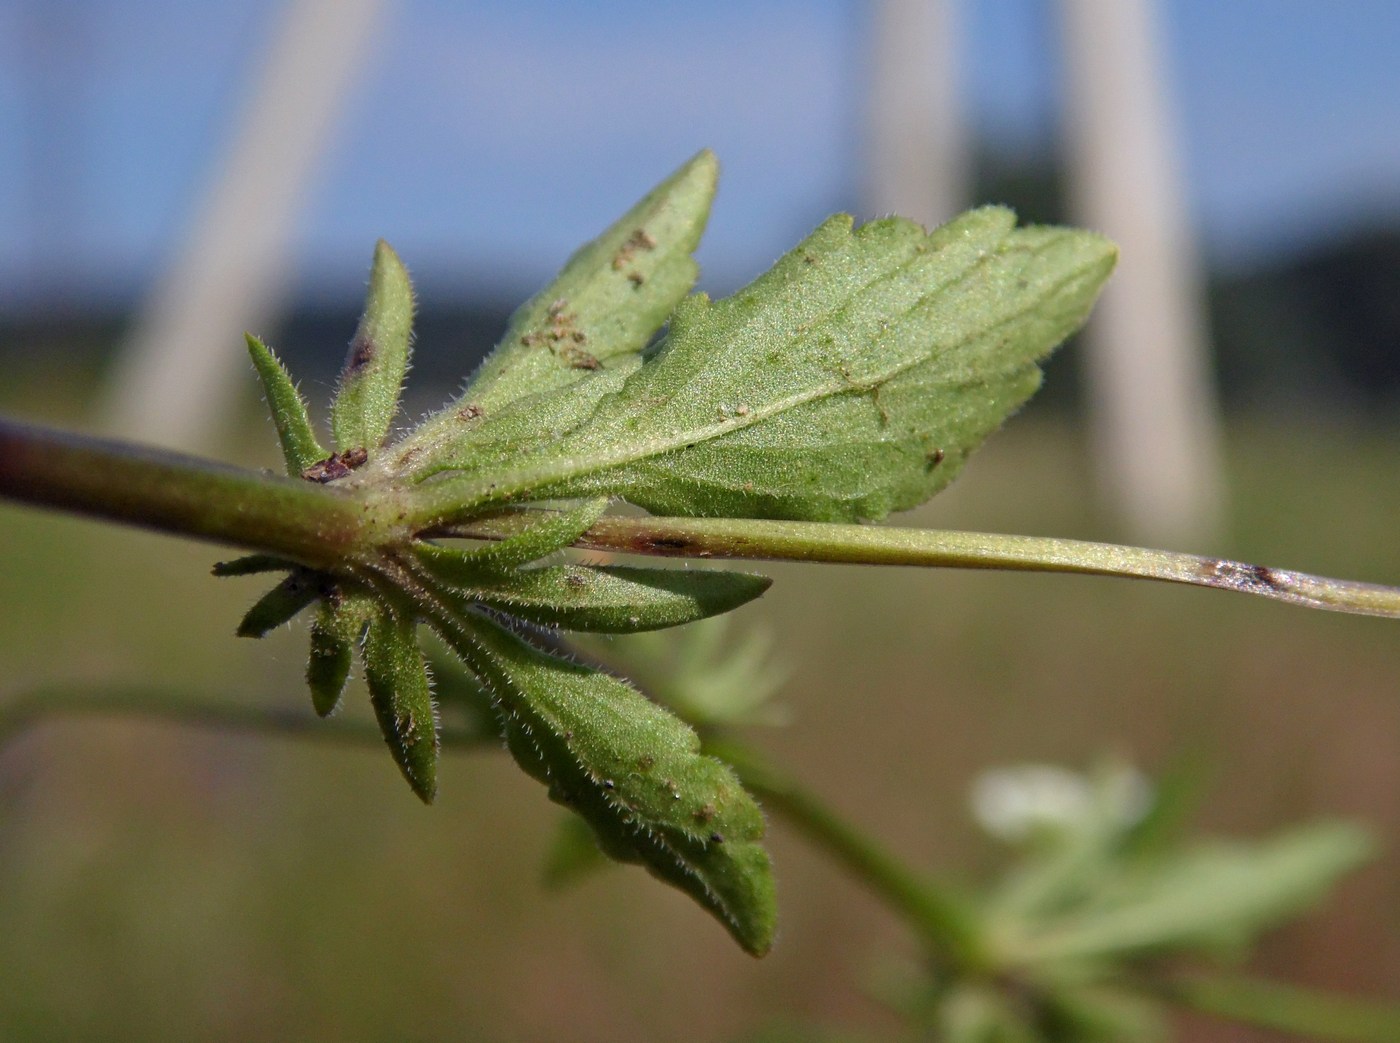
left=301, top=447, right=369, bottom=483
left=636, top=754, right=656, bottom=772
left=693, top=803, right=716, bottom=824
left=636, top=535, right=692, bottom=553
left=925, top=448, right=945, bottom=472
left=708, top=832, right=725, bottom=845
left=1203, top=559, right=1285, bottom=595
left=626, top=270, right=645, bottom=287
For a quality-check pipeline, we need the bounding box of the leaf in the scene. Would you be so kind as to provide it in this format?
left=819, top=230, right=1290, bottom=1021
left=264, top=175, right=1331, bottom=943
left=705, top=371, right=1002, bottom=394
left=236, top=571, right=321, bottom=637
left=1172, top=974, right=1400, bottom=1043
left=460, top=149, right=717, bottom=414
left=420, top=208, right=1116, bottom=525
left=362, top=605, right=439, bottom=803
left=245, top=333, right=326, bottom=475
left=306, top=590, right=375, bottom=717
left=381, top=357, right=640, bottom=482
left=433, top=563, right=772, bottom=633
left=1022, top=821, right=1375, bottom=962
left=414, top=498, right=609, bottom=577
left=378, top=152, right=715, bottom=482
left=432, top=610, right=776, bottom=955
left=330, top=240, right=415, bottom=454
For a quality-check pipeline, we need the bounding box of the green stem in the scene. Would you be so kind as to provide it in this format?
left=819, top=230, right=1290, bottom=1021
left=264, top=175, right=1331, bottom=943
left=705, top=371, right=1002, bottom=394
left=708, top=739, right=988, bottom=972
left=0, top=417, right=395, bottom=568
left=520, top=514, right=1400, bottom=620
left=1165, top=974, right=1400, bottom=1042
left=0, top=684, right=496, bottom=754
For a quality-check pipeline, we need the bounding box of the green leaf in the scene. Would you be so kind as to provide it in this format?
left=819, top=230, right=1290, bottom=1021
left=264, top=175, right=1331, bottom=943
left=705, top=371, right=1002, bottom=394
left=1172, top=973, right=1400, bottom=1043
left=418, top=208, right=1116, bottom=525
left=414, top=498, right=609, bottom=576
left=362, top=605, right=439, bottom=803
left=236, top=571, right=321, bottom=637
left=330, top=240, right=415, bottom=454
left=306, top=590, right=375, bottom=718
left=433, top=610, right=775, bottom=955
left=460, top=149, right=717, bottom=414
left=1022, top=821, right=1375, bottom=962
left=435, top=563, right=771, bottom=633
left=245, top=333, right=326, bottom=474
left=377, top=152, right=714, bottom=483
left=381, top=357, right=640, bottom=482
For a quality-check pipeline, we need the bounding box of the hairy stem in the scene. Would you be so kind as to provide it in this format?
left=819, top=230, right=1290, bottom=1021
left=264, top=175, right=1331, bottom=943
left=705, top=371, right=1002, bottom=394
left=0, top=417, right=396, bottom=568
left=465, top=514, right=1400, bottom=620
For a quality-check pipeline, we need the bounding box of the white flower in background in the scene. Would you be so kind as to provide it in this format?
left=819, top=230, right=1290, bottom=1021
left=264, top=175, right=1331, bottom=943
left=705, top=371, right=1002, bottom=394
left=970, top=762, right=1152, bottom=843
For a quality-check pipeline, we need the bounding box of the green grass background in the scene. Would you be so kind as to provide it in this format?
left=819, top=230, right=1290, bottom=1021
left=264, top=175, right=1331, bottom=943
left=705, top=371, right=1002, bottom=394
left=1, top=380, right=1398, bottom=1041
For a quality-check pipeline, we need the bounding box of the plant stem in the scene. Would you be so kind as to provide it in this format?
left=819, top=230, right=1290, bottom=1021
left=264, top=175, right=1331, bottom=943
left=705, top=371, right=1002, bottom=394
left=0, top=684, right=497, bottom=755
left=529, top=515, right=1400, bottom=620
left=1165, top=974, right=1400, bottom=1042
left=708, top=739, right=988, bottom=972
left=0, top=417, right=395, bottom=568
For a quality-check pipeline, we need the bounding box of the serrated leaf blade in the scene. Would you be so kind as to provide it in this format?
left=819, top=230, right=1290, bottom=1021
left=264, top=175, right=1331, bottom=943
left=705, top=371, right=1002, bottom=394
left=462, top=149, right=717, bottom=413
left=420, top=208, right=1116, bottom=526
left=433, top=611, right=776, bottom=955
left=330, top=240, right=415, bottom=454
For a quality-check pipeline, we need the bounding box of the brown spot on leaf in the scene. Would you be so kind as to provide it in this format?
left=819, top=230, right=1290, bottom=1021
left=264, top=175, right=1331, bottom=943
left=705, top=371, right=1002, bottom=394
left=611, top=227, right=657, bottom=271
left=693, top=803, right=716, bottom=824
left=626, top=270, right=645, bottom=287
left=925, top=448, right=945, bottom=472
left=457, top=404, right=484, bottom=421
left=346, top=339, right=375, bottom=372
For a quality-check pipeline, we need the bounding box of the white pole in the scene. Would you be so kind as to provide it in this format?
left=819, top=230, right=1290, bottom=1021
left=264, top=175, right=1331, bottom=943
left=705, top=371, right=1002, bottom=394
left=99, top=0, right=389, bottom=451
left=1058, top=0, right=1227, bottom=546
left=865, top=0, right=969, bottom=229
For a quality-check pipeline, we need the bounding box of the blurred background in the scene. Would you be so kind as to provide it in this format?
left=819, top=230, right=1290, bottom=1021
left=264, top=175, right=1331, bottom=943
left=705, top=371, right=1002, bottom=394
left=1, top=1, right=1399, bottom=1039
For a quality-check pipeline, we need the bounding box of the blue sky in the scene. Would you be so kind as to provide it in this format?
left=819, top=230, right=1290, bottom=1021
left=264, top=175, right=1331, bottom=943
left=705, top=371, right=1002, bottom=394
left=2, top=0, right=1399, bottom=310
